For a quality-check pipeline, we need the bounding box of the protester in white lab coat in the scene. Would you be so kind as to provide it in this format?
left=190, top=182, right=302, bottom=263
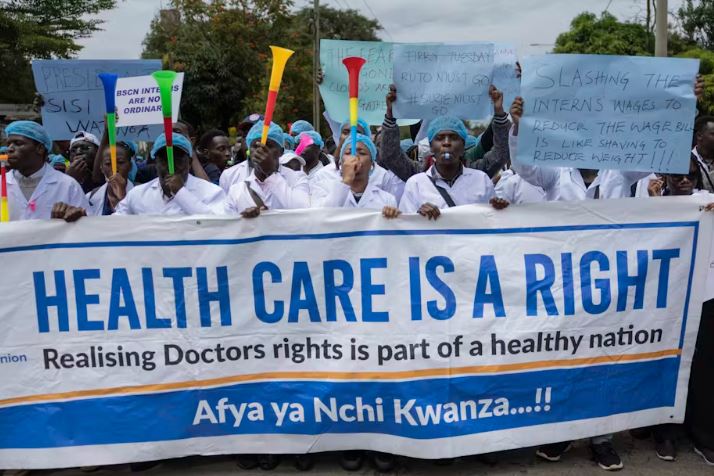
left=224, top=120, right=309, bottom=217
left=84, top=141, right=136, bottom=216
left=310, top=118, right=405, bottom=203
left=296, top=130, right=326, bottom=181
left=320, top=133, right=399, bottom=217
left=218, top=158, right=250, bottom=193
left=2, top=121, right=87, bottom=221
left=67, top=130, right=101, bottom=193
left=494, top=168, right=547, bottom=204
left=219, top=126, right=300, bottom=193
left=113, top=133, right=225, bottom=216
left=399, top=116, right=508, bottom=218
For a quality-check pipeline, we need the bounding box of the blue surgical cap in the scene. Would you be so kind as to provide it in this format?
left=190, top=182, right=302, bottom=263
left=151, top=133, right=193, bottom=159
left=5, top=121, right=52, bottom=153
left=283, top=133, right=295, bottom=150
left=427, top=116, right=468, bottom=143
left=341, top=118, right=370, bottom=136
left=400, top=138, right=414, bottom=153
left=297, top=130, right=324, bottom=149
left=118, top=140, right=138, bottom=157
left=246, top=120, right=284, bottom=149
left=48, top=154, right=66, bottom=167
left=290, top=120, right=315, bottom=136
left=465, top=135, right=480, bottom=150
left=0, top=146, right=8, bottom=154
left=340, top=133, right=377, bottom=162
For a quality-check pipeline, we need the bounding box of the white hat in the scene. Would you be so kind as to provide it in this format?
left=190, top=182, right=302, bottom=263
left=70, top=131, right=100, bottom=148
left=279, top=151, right=305, bottom=167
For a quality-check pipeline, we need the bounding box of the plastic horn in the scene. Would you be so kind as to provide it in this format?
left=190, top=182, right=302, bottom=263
left=0, top=154, right=8, bottom=222
left=261, top=46, right=295, bottom=144
left=98, top=73, right=119, bottom=175
left=342, top=57, right=367, bottom=156
left=152, top=70, right=178, bottom=174
left=294, top=133, right=314, bottom=156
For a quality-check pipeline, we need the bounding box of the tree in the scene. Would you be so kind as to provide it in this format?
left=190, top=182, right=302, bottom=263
left=554, top=12, right=654, bottom=56
left=141, top=0, right=381, bottom=132
left=677, top=0, right=714, bottom=50
left=676, top=47, right=714, bottom=114
left=0, top=0, right=117, bottom=103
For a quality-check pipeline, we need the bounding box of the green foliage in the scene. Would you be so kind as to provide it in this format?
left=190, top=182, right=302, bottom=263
left=1, top=0, right=116, bottom=58
left=0, top=0, right=117, bottom=103
left=142, top=0, right=381, bottom=132
left=676, top=48, right=714, bottom=115
left=677, top=0, right=714, bottom=49
left=554, top=9, right=714, bottom=116
left=554, top=12, right=654, bottom=56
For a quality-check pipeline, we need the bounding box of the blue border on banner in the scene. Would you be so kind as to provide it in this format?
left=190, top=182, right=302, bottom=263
left=0, top=220, right=700, bottom=449
left=0, top=358, right=681, bottom=448
left=0, top=221, right=700, bottom=254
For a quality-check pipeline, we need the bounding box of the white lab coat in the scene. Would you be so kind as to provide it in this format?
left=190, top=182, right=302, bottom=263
left=399, top=165, right=494, bottom=213
left=322, top=181, right=397, bottom=209
left=304, top=161, right=324, bottom=181
left=310, top=162, right=405, bottom=205
left=218, top=160, right=250, bottom=193
left=6, top=163, right=88, bottom=221
left=115, top=175, right=225, bottom=216
left=85, top=181, right=135, bottom=216
left=224, top=166, right=310, bottom=215
left=509, top=131, right=650, bottom=201
left=495, top=169, right=546, bottom=204
left=633, top=173, right=659, bottom=198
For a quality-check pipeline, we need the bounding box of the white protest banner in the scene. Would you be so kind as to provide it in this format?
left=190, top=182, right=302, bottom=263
left=392, top=42, right=520, bottom=120
left=517, top=54, right=699, bottom=174
left=115, top=73, right=184, bottom=128
left=0, top=198, right=710, bottom=468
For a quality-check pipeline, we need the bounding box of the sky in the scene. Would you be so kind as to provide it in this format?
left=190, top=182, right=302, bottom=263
left=77, top=0, right=685, bottom=59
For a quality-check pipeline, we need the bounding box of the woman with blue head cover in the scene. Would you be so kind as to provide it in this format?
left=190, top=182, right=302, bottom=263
left=310, top=117, right=405, bottom=206
left=316, top=133, right=399, bottom=217
left=398, top=115, right=508, bottom=219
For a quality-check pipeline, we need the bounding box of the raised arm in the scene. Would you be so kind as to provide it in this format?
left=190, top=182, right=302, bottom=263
left=468, top=85, right=510, bottom=178
left=508, top=96, right=559, bottom=193
left=377, top=85, right=419, bottom=182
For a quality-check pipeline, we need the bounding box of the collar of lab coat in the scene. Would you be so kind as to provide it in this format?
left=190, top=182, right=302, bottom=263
left=7, top=163, right=59, bottom=202
left=568, top=168, right=602, bottom=192
left=149, top=174, right=200, bottom=190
